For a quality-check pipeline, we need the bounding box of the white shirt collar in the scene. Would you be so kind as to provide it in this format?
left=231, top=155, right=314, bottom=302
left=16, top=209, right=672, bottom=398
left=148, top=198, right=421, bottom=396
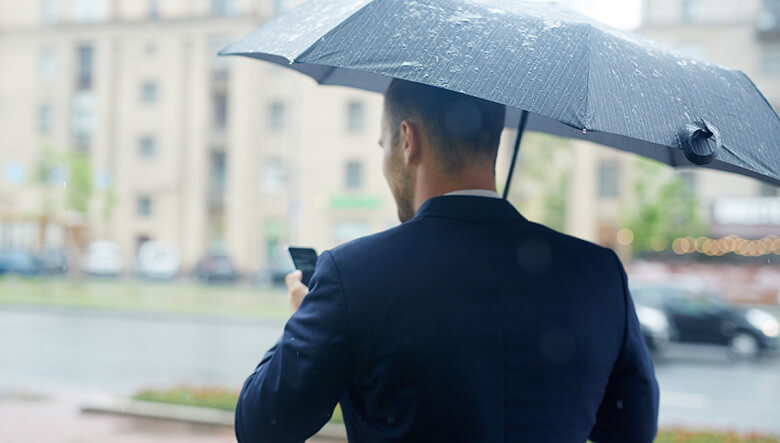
left=444, top=189, right=501, bottom=199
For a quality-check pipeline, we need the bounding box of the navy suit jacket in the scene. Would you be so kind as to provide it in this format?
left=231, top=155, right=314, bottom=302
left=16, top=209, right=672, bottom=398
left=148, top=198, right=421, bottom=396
left=235, top=196, right=659, bottom=443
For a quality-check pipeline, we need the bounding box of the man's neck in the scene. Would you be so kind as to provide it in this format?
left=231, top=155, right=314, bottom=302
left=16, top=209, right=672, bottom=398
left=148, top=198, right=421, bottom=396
left=412, top=170, right=497, bottom=212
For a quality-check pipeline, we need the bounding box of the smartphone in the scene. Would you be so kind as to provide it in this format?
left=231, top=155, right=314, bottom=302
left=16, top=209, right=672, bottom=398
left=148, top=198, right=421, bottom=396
left=287, top=246, right=318, bottom=287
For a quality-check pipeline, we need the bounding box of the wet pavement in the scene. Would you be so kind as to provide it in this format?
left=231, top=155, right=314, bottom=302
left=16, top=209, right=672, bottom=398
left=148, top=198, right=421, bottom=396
left=1, top=305, right=779, bottom=440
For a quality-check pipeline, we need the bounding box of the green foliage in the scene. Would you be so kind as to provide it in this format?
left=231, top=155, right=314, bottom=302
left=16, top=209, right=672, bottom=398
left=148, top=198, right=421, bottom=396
left=623, top=158, right=706, bottom=255
left=66, top=151, right=92, bottom=214
left=132, top=386, right=345, bottom=424
left=508, top=133, right=571, bottom=231
left=134, top=386, right=238, bottom=412
left=330, top=403, right=344, bottom=424
left=34, top=147, right=57, bottom=185
left=34, top=147, right=59, bottom=214
left=653, top=428, right=779, bottom=442
left=33, top=148, right=96, bottom=215
left=130, top=386, right=779, bottom=441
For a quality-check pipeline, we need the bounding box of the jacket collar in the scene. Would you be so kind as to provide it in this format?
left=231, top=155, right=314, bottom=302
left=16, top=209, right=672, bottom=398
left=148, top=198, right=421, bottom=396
left=413, top=195, right=527, bottom=223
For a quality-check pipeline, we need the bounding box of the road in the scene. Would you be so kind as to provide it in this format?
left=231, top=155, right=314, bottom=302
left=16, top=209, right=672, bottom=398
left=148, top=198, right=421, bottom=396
left=1, top=305, right=779, bottom=436
left=0, top=305, right=284, bottom=395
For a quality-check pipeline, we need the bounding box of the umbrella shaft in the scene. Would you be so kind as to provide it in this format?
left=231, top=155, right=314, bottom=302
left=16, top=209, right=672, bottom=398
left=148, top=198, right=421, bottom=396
left=503, top=110, right=530, bottom=200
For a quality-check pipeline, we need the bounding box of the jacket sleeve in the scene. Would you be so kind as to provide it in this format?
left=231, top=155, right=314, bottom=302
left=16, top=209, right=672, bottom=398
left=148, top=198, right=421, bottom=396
left=235, top=250, right=352, bottom=443
left=589, top=251, right=659, bottom=443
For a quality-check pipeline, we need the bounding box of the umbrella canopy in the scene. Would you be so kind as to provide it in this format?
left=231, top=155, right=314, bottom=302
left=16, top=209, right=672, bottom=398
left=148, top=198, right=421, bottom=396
left=221, top=0, right=780, bottom=186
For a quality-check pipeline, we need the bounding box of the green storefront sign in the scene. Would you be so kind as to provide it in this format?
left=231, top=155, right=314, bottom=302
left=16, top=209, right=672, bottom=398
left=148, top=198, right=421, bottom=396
left=329, top=195, right=381, bottom=210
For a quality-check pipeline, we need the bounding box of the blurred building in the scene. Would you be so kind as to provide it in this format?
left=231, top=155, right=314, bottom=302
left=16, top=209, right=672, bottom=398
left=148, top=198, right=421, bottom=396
left=0, top=0, right=776, bottom=275
left=0, top=0, right=396, bottom=273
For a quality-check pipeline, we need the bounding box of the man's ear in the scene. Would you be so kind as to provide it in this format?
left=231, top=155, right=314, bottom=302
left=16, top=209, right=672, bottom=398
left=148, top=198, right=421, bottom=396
left=400, top=120, right=421, bottom=166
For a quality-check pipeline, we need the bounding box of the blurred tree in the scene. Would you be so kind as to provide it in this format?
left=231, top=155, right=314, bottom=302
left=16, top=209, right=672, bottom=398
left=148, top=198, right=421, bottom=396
left=623, top=158, right=707, bottom=255
left=66, top=151, right=92, bottom=215
left=504, top=133, right=571, bottom=232
left=34, top=147, right=59, bottom=215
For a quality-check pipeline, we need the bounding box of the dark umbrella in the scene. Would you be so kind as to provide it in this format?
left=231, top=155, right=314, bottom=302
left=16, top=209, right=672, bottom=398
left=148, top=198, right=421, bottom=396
left=221, top=0, right=780, bottom=192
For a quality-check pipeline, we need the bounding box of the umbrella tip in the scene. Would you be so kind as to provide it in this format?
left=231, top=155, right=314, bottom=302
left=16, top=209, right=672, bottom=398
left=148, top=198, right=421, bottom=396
left=679, top=120, right=721, bottom=165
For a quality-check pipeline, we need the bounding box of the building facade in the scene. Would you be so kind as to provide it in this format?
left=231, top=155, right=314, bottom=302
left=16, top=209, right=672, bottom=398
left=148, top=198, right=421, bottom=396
left=0, top=0, right=776, bottom=275
left=0, top=0, right=398, bottom=273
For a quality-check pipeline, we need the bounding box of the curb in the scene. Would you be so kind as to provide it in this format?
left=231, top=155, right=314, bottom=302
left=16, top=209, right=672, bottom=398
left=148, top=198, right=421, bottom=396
left=80, top=399, right=348, bottom=440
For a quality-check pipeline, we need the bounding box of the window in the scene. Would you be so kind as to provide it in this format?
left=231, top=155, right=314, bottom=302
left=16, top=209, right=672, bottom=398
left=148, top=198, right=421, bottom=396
left=76, top=45, right=94, bottom=90
left=39, top=47, right=57, bottom=80
left=210, top=0, right=237, bottom=16
left=141, top=82, right=158, bottom=103
left=268, top=101, right=285, bottom=131
left=139, top=136, right=156, bottom=158
left=71, top=91, right=95, bottom=149
left=345, top=161, right=363, bottom=190
left=42, top=0, right=60, bottom=25
left=137, top=196, right=152, bottom=217
left=148, top=0, right=159, bottom=19
left=74, top=0, right=106, bottom=23
left=761, top=0, right=780, bottom=30
left=263, top=158, right=285, bottom=193
left=209, top=151, right=227, bottom=209
left=94, top=170, right=111, bottom=190
left=347, top=101, right=364, bottom=132
left=759, top=182, right=779, bottom=197
left=597, top=160, right=619, bottom=199
left=761, top=47, right=780, bottom=74
left=213, top=92, right=228, bottom=131
left=264, top=221, right=284, bottom=260
left=38, top=104, right=54, bottom=134
left=211, top=152, right=227, bottom=191
left=681, top=0, right=704, bottom=22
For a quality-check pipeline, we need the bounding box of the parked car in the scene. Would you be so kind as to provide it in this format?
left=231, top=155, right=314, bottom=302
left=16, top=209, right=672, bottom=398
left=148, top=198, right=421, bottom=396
left=631, top=284, right=779, bottom=359
left=39, top=249, right=69, bottom=275
left=634, top=301, right=676, bottom=354
left=0, top=251, right=43, bottom=276
left=136, top=242, right=180, bottom=280
left=82, top=241, right=123, bottom=277
left=250, top=254, right=293, bottom=288
left=194, top=253, right=239, bottom=284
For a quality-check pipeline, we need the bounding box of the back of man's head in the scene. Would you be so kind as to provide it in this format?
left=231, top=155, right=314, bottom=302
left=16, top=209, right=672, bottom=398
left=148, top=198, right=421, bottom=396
left=384, top=79, right=506, bottom=174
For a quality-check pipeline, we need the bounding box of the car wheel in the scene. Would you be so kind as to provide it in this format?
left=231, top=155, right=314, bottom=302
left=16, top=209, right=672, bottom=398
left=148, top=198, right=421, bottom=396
left=728, top=332, right=760, bottom=360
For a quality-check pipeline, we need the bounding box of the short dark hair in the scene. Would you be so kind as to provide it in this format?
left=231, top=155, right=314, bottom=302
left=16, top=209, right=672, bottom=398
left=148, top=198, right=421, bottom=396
left=384, top=79, right=506, bottom=173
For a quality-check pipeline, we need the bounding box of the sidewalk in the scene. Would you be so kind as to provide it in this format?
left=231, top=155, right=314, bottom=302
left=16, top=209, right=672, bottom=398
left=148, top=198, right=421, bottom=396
left=0, top=389, right=344, bottom=443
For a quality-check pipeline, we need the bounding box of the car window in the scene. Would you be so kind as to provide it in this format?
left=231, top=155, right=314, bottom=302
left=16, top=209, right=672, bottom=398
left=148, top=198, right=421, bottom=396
left=630, top=287, right=665, bottom=307
left=666, top=294, right=707, bottom=315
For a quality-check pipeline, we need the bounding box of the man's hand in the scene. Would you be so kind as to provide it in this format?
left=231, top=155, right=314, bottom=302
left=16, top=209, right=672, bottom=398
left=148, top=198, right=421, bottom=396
left=285, top=270, right=309, bottom=313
